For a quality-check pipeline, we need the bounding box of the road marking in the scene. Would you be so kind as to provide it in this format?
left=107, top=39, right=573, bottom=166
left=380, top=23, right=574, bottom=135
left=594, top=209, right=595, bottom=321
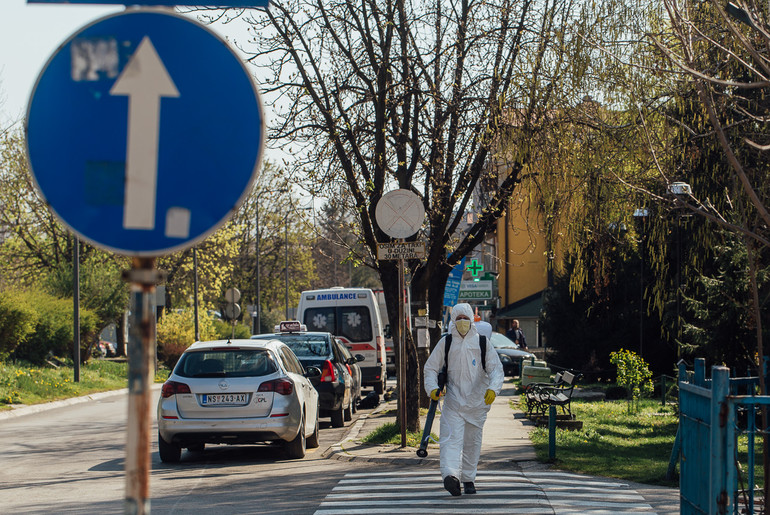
left=315, top=469, right=659, bottom=514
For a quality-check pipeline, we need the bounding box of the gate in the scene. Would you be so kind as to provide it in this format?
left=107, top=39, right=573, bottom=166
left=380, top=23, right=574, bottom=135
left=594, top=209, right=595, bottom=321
left=676, top=358, right=766, bottom=514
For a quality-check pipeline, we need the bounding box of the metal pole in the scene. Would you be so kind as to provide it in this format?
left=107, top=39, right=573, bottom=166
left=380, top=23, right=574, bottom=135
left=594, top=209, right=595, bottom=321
left=123, top=258, right=164, bottom=515
left=73, top=236, right=80, bottom=382
left=193, top=247, right=200, bottom=341
left=398, top=256, right=406, bottom=448
left=285, top=213, right=289, bottom=320
left=254, top=198, right=261, bottom=334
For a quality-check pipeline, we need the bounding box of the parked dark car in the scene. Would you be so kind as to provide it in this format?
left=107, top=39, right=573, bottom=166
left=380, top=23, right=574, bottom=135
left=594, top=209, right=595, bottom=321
left=489, top=332, right=535, bottom=376
left=252, top=322, right=364, bottom=427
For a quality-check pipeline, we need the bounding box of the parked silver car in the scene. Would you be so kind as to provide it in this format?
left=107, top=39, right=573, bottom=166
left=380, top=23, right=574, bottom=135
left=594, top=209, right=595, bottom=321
left=157, top=339, right=320, bottom=462
left=489, top=332, right=536, bottom=376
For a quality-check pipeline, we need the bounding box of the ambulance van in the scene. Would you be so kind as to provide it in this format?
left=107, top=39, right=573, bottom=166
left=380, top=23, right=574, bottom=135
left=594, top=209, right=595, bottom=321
left=297, top=287, right=387, bottom=394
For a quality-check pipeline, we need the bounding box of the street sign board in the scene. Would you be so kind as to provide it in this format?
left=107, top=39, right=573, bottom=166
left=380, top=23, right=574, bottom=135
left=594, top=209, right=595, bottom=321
left=375, top=189, right=425, bottom=239
left=459, top=280, right=493, bottom=300
left=377, top=241, right=426, bottom=260
left=443, top=257, right=466, bottom=307
left=25, top=10, right=264, bottom=256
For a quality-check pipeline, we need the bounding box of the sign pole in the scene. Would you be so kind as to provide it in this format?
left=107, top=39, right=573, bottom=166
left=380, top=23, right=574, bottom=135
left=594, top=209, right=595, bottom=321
left=123, top=258, right=164, bottom=515
left=398, top=248, right=407, bottom=448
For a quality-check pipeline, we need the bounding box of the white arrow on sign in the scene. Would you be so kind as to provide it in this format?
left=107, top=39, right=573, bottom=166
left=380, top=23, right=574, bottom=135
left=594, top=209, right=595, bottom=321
left=110, top=36, right=180, bottom=232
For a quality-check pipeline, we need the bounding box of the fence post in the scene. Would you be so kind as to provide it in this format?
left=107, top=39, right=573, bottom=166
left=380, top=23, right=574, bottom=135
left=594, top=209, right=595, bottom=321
left=695, top=358, right=706, bottom=387
left=548, top=405, right=556, bottom=460
left=666, top=362, right=687, bottom=480
left=661, top=375, right=667, bottom=406
left=710, top=366, right=729, bottom=515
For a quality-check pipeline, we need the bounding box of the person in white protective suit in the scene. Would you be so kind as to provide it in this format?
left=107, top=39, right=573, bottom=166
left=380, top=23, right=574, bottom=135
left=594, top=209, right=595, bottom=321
left=424, top=303, right=504, bottom=497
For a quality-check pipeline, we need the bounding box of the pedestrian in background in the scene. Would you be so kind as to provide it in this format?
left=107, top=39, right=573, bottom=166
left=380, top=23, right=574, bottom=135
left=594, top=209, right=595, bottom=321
left=506, top=319, right=527, bottom=350
left=424, top=303, right=504, bottom=497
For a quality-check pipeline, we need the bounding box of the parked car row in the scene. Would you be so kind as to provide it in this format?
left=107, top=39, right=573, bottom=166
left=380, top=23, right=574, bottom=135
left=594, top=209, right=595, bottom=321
left=157, top=321, right=366, bottom=463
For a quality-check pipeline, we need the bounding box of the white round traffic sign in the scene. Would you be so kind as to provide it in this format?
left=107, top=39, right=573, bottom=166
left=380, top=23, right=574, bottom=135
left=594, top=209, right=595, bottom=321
left=375, top=189, right=425, bottom=239
left=225, top=288, right=241, bottom=303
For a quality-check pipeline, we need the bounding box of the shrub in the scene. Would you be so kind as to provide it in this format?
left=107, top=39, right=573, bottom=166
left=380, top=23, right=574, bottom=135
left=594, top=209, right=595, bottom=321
left=609, top=348, right=654, bottom=413
left=156, top=309, right=215, bottom=369
left=10, top=289, right=99, bottom=365
left=0, top=289, right=38, bottom=360
left=213, top=319, right=251, bottom=340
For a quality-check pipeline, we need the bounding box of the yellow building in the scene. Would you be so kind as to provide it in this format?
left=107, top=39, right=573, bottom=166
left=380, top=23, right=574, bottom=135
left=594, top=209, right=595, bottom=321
left=493, top=178, right=550, bottom=348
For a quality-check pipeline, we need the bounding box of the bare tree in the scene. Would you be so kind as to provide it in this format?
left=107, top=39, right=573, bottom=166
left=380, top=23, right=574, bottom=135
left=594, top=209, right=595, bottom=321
left=211, top=0, right=593, bottom=430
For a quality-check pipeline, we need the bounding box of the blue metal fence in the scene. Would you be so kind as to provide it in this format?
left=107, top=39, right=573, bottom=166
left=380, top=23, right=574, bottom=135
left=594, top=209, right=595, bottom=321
left=676, top=358, right=765, bottom=514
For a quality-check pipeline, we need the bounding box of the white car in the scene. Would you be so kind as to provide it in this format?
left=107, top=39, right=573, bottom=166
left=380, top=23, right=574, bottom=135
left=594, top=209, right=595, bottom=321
left=157, top=339, right=320, bottom=462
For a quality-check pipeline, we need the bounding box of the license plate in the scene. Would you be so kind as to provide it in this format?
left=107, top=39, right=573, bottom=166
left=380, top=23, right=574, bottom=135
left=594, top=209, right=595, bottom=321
left=201, top=393, right=248, bottom=406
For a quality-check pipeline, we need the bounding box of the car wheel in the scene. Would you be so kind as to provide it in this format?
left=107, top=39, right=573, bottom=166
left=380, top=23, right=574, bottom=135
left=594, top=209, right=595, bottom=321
left=158, top=432, right=181, bottom=463
left=306, top=415, right=320, bottom=449
left=285, top=413, right=307, bottom=459
left=351, top=394, right=358, bottom=414
left=375, top=379, right=384, bottom=395
left=331, top=404, right=345, bottom=428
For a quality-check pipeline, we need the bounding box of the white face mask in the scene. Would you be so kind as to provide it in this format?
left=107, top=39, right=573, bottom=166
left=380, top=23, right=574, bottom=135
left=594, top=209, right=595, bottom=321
left=455, top=319, right=471, bottom=336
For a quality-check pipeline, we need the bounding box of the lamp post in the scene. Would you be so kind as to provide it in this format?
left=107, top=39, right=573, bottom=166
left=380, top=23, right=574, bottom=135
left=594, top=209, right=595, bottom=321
left=669, top=182, right=692, bottom=351
left=254, top=188, right=287, bottom=335
left=633, top=208, right=648, bottom=358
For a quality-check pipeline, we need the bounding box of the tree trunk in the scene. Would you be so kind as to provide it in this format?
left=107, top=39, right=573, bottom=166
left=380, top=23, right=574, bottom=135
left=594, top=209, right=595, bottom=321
left=380, top=261, right=420, bottom=432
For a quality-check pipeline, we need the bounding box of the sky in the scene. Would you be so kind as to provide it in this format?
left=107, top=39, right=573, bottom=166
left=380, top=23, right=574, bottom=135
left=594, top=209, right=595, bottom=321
left=0, top=2, right=281, bottom=152
left=0, top=1, right=124, bottom=125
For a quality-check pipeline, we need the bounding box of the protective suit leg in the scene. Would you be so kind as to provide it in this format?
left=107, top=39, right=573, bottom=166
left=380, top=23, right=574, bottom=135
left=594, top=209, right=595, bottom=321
left=439, top=406, right=464, bottom=480
left=460, top=420, right=484, bottom=482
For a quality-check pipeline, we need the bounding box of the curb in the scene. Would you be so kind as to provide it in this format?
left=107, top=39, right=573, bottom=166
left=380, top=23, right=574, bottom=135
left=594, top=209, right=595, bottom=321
left=0, top=384, right=162, bottom=421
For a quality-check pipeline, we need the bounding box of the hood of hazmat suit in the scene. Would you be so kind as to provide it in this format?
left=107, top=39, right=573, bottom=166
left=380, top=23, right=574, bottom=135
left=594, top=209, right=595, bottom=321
left=424, top=303, right=504, bottom=427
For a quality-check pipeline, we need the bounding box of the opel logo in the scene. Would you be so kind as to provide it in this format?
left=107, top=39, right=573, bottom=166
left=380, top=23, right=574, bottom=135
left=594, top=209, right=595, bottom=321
left=218, top=380, right=229, bottom=391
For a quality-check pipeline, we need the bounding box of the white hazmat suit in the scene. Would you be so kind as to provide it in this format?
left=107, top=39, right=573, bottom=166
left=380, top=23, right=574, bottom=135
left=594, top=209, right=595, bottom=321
left=424, top=304, right=504, bottom=488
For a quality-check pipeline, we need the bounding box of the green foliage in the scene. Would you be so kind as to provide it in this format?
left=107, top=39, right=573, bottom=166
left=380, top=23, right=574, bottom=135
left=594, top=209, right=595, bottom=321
left=156, top=310, right=216, bottom=369
left=610, top=349, right=654, bottom=413
left=528, top=398, right=678, bottom=486
left=212, top=319, right=251, bottom=340
left=9, top=288, right=99, bottom=365
left=0, top=289, right=38, bottom=360
left=42, top=253, right=130, bottom=332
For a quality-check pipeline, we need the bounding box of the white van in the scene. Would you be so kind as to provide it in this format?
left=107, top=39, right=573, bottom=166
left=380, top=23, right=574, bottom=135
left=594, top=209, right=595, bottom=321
left=297, top=287, right=387, bottom=394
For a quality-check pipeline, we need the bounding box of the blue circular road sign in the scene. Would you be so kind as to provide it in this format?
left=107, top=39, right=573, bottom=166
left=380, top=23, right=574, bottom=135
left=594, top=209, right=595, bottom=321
left=25, top=9, right=264, bottom=256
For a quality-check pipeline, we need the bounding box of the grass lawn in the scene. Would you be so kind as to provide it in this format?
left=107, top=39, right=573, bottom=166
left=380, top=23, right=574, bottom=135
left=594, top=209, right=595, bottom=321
left=0, top=360, right=170, bottom=409
left=528, top=398, right=679, bottom=486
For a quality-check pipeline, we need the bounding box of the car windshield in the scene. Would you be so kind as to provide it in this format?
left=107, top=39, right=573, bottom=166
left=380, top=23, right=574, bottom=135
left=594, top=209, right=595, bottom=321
left=490, top=333, right=519, bottom=349
left=254, top=334, right=331, bottom=358
left=175, top=349, right=277, bottom=378
left=302, top=307, right=373, bottom=343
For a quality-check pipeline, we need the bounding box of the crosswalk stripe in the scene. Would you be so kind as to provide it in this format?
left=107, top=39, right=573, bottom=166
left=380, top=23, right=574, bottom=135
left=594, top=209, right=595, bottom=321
left=314, top=469, right=658, bottom=514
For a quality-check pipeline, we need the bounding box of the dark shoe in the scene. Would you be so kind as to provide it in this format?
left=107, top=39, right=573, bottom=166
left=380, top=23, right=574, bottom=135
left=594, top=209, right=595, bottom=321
left=443, top=475, right=461, bottom=496
left=463, top=482, right=476, bottom=494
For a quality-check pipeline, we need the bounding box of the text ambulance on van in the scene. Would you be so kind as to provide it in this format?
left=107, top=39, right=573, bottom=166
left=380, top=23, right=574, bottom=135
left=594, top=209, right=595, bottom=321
left=297, top=287, right=387, bottom=395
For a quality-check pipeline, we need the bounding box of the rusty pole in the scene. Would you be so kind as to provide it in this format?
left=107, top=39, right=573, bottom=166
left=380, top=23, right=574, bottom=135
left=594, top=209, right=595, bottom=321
left=398, top=254, right=407, bottom=448
left=123, top=257, right=165, bottom=515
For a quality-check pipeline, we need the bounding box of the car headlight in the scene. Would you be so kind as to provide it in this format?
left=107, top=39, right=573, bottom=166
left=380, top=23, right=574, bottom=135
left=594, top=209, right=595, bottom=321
left=499, top=355, right=511, bottom=363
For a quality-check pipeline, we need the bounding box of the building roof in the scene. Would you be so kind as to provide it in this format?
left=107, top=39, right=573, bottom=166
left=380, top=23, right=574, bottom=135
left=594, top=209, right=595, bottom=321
left=496, top=291, right=543, bottom=319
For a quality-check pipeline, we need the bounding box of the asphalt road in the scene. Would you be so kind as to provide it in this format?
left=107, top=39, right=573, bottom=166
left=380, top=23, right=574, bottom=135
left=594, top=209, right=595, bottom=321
left=0, top=384, right=388, bottom=514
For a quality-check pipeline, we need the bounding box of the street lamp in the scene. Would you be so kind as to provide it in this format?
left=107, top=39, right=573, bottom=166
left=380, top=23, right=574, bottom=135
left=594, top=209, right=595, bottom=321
left=669, top=182, right=692, bottom=350
left=254, top=187, right=287, bottom=335
left=285, top=206, right=313, bottom=320
left=633, top=208, right=648, bottom=358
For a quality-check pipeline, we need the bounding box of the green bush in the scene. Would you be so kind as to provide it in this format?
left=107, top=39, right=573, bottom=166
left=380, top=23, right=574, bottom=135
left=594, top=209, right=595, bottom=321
left=610, top=348, right=654, bottom=413
left=213, top=319, right=251, bottom=340
left=10, top=289, right=99, bottom=365
left=0, top=289, right=38, bottom=360
left=156, top=310, right=216, bottom=369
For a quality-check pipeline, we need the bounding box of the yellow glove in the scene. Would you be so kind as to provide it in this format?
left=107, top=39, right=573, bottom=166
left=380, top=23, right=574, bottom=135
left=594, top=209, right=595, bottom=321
left=484, top=389, right=496, bottom=405
left=430, top=389, right=442, bottom=401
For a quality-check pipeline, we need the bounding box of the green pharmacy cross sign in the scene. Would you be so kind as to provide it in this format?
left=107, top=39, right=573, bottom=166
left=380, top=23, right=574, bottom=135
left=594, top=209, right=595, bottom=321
left=467, top=259, right=484, bottom=280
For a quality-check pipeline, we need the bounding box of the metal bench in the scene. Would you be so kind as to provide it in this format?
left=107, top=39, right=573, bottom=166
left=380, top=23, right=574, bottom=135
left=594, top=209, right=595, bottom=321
left=524, top=371, right=580, bottom=419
